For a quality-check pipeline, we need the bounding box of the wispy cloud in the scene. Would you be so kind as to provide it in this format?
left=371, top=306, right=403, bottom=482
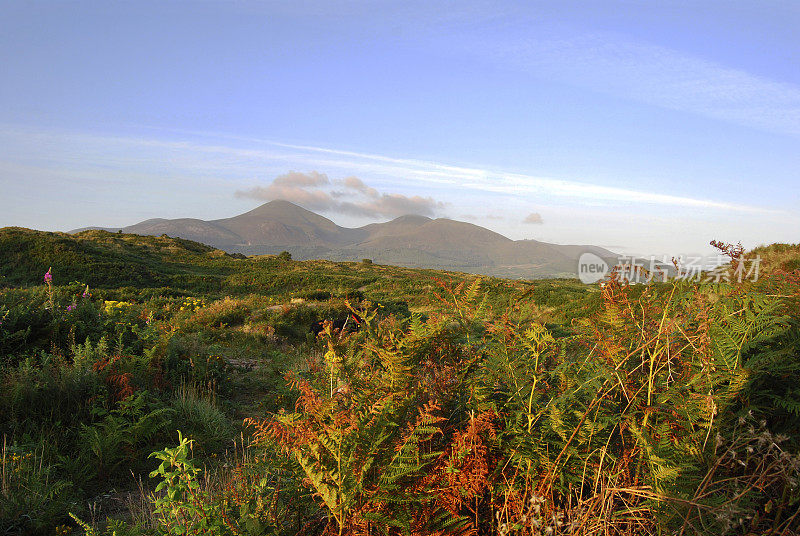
left=462, top=213, right=505, bottom=221
left=0, top=125, right=777, bottom=214
left=456, top=29, right=800, bottom=136
left=231, top=136, right=775, bottom=213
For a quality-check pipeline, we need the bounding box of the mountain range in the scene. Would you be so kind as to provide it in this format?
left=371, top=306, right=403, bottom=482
left=71, top=200, right=619, bottom=278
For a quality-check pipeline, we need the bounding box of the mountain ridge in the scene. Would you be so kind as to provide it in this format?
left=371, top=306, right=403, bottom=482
left=70, top=200, right=619, bottom=278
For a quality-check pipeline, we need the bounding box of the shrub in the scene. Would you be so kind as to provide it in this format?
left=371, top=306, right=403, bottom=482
left=299, top=290, right=332, bottom=301
left=1, top=358, right=103, bottom=438
left=147, top=432, right=277, bottom=535
left=190, top=297, right=249, bottom=328
left=163, top=335, right=229, bottom=385
left=0, top=440, right=74, bottom=534
left=169, top=382, right=233, bottom=455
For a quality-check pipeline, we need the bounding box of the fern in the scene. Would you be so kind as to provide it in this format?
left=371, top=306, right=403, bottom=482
left=248, top=268, right=800, bottom=535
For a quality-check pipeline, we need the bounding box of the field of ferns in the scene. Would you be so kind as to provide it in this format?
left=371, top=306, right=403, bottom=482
left=1, top=228, right=799, bottom=535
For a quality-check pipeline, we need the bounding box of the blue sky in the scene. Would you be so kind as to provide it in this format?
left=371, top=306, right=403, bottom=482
left=1, top=0, right=798, bottom=257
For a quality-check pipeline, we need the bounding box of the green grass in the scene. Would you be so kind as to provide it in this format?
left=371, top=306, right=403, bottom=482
left=2, top=227, right=798, bottom=535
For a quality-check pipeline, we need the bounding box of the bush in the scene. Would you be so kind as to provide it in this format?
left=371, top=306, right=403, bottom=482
left=190, top=297, right=249, bottom=328
left=163, top=335, right=228, bottom=385
left=1, top=358, right=103, bottom=438
left=168, top=382, right=233, bottom=455
left=0, top=441, right=75, bottom=534
left=299, top=289, right=332, bottom=301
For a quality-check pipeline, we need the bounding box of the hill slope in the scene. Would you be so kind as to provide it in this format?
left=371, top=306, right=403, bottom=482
left=0, top=226, right=607, bottom=321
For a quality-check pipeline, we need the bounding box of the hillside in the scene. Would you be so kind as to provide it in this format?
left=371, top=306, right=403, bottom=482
left=70, top=200, right=619, bottom=278
left=1, top=231, right=799, bottom=535
left=0, top=226, right=603, bottom=320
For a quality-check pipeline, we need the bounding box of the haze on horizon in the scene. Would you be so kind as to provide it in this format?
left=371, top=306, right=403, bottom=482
left=1, top=0, right=798, bottom=258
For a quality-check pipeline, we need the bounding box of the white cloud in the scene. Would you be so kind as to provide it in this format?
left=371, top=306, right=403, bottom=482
left=342, top=176, right=379, bottom=198
left=234, top=170, right=446, bottom=218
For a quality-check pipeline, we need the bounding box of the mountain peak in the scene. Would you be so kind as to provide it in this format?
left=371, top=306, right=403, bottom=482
left=71, top=202, right=618, bottom=278
left=387, top=214, right=432, bottom=224
left=240, top=199, right=313, bottom=217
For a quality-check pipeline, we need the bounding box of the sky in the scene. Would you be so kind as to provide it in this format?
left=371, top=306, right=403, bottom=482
left=1, top=0, right=798, bottom=258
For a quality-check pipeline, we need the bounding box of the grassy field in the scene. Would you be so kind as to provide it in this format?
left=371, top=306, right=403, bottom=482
left=1, top=228, right=798, bottom=535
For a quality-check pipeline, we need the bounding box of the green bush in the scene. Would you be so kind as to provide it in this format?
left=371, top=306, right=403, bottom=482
left=299, top=289, right=332, bottom=301
left=169, top=383, right=233, bottom=455
left=79, top=392, right=174, bottom=480
left=1, top=358, right=103, bottom=438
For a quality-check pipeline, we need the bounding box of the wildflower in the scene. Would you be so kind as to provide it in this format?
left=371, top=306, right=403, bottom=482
left=82, top=285, right=91, bottom=298
left=67, top=304, right=76, bottom=312
left=43, top=267, right=54, bottom=310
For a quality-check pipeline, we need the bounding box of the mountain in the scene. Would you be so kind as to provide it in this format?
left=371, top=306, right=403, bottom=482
left=70, top=200, right=619, bottom=278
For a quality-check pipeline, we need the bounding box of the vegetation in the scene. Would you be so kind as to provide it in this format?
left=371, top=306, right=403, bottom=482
left=1, top=228, right=798, bottom=535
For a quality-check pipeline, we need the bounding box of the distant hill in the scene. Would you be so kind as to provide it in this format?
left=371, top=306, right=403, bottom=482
left=69, top=200, right=619, bottom=278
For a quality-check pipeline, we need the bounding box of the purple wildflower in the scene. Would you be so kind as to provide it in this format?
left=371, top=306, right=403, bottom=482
left=67, top=304, right=76, bottom=312
left=82, top=285, right=91, bottom=298
left=44, top=268, right=52, bottom=284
